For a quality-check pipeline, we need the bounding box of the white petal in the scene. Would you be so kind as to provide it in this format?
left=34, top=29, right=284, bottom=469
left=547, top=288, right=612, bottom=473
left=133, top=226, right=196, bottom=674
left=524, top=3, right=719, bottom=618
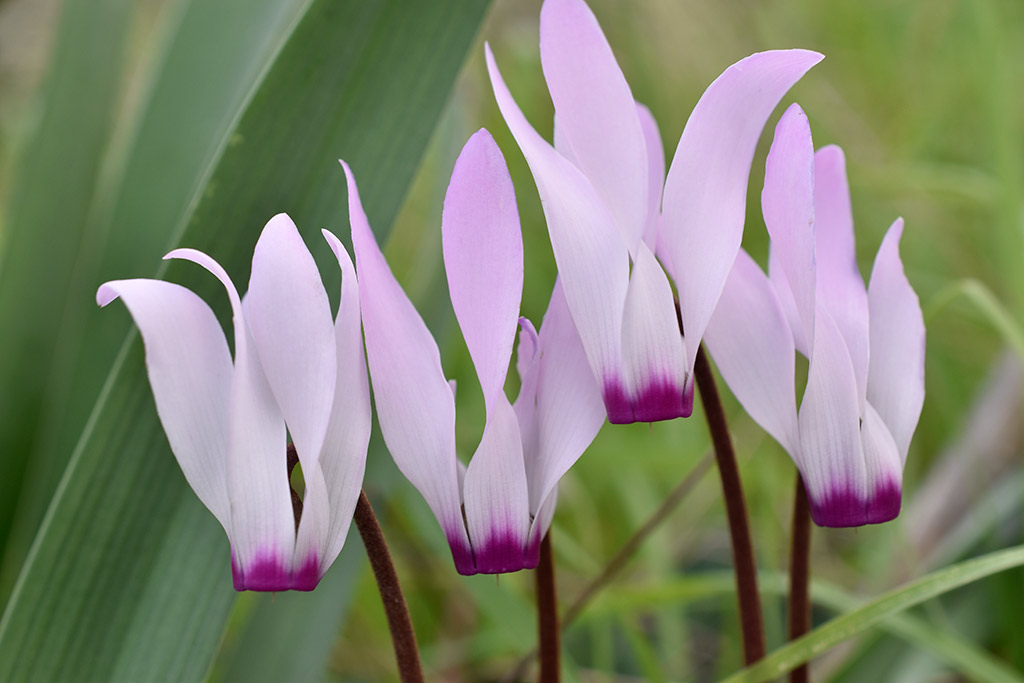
left=442, top=129, right=523, bottom=412
left=859, top=402, right=904, bottom=524
left=341, top=162, right=470, bottom=573
left=246, top=214, right=336, bottom=476
left=540, top=0, right=648, bottom=254
left=761, top=104, right=816, bottom=348
left=618, top=243, right=689, bottom=423
left=637, top=102, right=665, bottom=250
left=768, top=247, right=809, bottom=355
left=703, top=249, right=799, bottom=456
left=487, top=44, right=630, bottom=412
left=662, top=49, right=823, bottom=378
left=164, top=248, right=296, bottom=589
left=96, top=279, right=231, bottom=531
left=318, top=230, right=373, bottom=573
left=798, top=305, right=867, bottom=528
left=814, top=145, right=869, bottom=405
left=463, top=396, right=531, bottom=574
left=867, top=218, right=925, bottom=460
left=522, top=281, right=604, bottom=518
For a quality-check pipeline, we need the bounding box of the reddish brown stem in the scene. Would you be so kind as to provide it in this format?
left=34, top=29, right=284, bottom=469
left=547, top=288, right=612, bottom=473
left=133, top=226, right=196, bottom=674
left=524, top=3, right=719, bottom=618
left=788, top=472, right=813, bottom=683
left=536, top=532, right=560, bottom=683
left=353, top=491, right=424, bottom=683
left=694, top=344, right=766, bottom=664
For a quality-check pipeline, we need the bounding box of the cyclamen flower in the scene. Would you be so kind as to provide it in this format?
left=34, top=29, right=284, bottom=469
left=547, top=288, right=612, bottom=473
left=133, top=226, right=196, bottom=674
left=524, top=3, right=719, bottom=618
left=703, top=104, right=926, bottom=527
left=97, top=215, right=370, bottom=590
left=345, top=130, right=605, bottom=575
left=486, top=0, right=822, bottom=424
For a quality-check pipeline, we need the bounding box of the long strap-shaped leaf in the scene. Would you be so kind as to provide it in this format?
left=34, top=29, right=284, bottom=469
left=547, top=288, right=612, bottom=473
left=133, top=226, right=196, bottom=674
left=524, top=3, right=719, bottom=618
left=721, top=544, right=1024, bottom=682
left=0, top=0, right=490, bottom=680
left=0, top=0, right=135, bottom=581
left=0, top=0, right=310, bottom=609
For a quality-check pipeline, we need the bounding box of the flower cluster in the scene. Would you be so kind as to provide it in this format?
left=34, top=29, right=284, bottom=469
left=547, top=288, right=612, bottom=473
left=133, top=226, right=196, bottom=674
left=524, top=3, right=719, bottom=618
left=98, top=0, right=924, bottom=590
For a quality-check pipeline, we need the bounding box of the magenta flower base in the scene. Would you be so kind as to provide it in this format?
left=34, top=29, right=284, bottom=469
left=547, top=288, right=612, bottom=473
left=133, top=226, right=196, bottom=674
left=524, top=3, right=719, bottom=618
left=603, top=378, right=694, bottom=424
left=809, top=480, right=902, bottom=528
left=448, top=529, right=541, bottom=576
left=231, top=550, right=320, bottom=592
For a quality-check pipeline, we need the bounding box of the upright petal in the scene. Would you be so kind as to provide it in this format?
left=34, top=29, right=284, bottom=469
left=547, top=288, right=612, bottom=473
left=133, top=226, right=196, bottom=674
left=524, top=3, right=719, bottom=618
left=539, top=0, right=648, bottom=254
left=762, top=104, right=816, bottom=348
left=768, top=247, right=809, bottom=355
left=487, top=44, right=630, bottom=413
left=703, top=249, right=800, bottom=456
left=858, top=402, right=904, bottom=524
left=342, top=162, right=470, bottom=573
left=442, top=130, right=523, bottom=412
left=637, top=102, right=666, bottom=250
left=662, top=49, right=823, bottom=376
left=814, top=145, right=869, bottom=404
left=96, top=280, right=231, bottom=532
left=165, top=248, right=295, bottom=590
left=618, top=243, right=689, bottom=423
left=319, top=231, right=373, bottom=574
left=867, top=219, right=925, bottom=460
left=463, top=396, right=531, bottom=574
left=798, top=305, right=867, bottom=528
left=246, top=214, right=336, bottom=472
left=246, top=215, right=338, bottom=585
left=521, top=281, right=604, bottom=525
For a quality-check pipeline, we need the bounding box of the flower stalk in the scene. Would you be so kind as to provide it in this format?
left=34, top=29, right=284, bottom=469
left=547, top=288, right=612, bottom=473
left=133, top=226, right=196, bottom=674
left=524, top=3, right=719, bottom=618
left=353, top=491, right=424, bottom=683
left=536, top=532, right=560, bottom=683
left=788, top=472, right=813, bottom=683
left=694, top=344, right=766, bottom=664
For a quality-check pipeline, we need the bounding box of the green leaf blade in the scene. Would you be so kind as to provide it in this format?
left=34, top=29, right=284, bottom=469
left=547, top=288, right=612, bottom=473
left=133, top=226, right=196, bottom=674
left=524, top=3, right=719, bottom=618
left=0, top=0, right=490, bottom=679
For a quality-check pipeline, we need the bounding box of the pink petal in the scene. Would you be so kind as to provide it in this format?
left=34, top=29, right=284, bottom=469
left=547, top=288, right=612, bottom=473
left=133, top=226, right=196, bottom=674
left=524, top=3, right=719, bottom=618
left=768, top=247, right=809, bottom=355
left=487, top=44, right=630, bottom=406
left=661, top=49, right=823, bottom=377
left=319, top=230, right=373, bottom=573
left=762, top=104, right=816, bottom=348
left=539, top=0, right=648, bottom=254
left=617, top=243, right=689, bottom=423
left=246, top=214, right=336, bottom=469
left=867, top=218, right=925, bottom=461
left=520, top=281, right=604, bottom=523
left=245, top=215, right=338, bottom=583
left=462, top=396, right=531, bottom=574
left=96, top=279, right=232, bottom=532
left=342, top=163, right=469, bottom=572
left=442, top=129, right=523, bottom=412
left=798, top=304, right=867, bottom=528
left=858, top=402, right=904, bottom=524
left=164, top=248, right=296, bottom=589
left=814, top=145, right=869, bottom=405
left=703, top=249, right=799, bottom=456
left=637, top=102, right=665, bottom=251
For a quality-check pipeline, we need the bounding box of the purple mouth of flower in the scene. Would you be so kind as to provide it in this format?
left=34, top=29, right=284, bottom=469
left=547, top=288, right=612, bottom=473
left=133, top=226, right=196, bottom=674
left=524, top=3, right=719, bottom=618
left=602, top=376, right=693, bottom=424
left=447, top=527, right=538, bottom=576
left=808, top=479, right=902, bottom=528
left=231, top=549, right=320, bottom=592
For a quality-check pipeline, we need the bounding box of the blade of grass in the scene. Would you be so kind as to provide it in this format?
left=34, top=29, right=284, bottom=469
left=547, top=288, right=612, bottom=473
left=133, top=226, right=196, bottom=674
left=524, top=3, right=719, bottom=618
left=585, top=567, right=1023, bottom=683
left=0, top=0, right=135, bottom=579
left=721, top=546, right=1024, bottom=683
left=926, top=278, right=1024, bottom=362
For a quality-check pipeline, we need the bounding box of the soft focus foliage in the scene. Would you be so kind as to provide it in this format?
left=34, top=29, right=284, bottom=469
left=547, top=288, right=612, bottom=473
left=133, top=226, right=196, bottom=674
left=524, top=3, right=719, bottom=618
left=0, top=0, right=1022, bottom=680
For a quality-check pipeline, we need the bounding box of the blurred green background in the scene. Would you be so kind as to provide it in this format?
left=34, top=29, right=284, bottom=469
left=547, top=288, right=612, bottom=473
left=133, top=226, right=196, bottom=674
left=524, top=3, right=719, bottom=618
left=0, top=0, right=1022, bottom=680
